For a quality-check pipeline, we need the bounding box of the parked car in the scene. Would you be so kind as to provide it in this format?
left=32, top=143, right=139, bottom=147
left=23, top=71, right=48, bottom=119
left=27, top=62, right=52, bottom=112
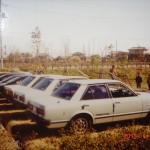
left=0, top=75, right=28, bottom=93
left=27, top=79, right=150, bottom=133
left=0, top=72, right=10, bottom=76
left=4, top=74, right=53, bottom=99
left=1, top=74, right=24, bottom=84
left=0, top=74, right=19, bottom=84
left=0, top=73, right=17, bottom=81
left=13, top=76, right=87, bottom=108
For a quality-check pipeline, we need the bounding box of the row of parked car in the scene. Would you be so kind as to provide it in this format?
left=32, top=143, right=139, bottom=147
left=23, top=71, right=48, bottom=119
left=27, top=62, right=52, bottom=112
left=1, top=72, right=150, bottom=133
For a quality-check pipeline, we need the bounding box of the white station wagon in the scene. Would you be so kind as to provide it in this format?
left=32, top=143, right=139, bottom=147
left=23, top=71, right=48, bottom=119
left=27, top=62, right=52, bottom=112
left=13, top=76, right=86, bottom=108
left=27, top=79, right=150, bottom=133
left=4, top=74, right=55, bottom=99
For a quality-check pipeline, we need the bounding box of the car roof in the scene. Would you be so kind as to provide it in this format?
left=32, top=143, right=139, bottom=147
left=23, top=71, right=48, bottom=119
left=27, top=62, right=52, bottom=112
left=40, top=75, right=87, bottom=80
left=24, top=74, right=62, bottom=77
left=66, top=79, right=121, bottom=85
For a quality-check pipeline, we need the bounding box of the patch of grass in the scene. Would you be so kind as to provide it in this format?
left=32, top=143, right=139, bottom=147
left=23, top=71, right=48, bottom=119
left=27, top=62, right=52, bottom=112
left=6, top=120, right=36, bottom=134
left=0, top=110, right=26, bottom=115
left=0, top=124, right=20, bottom=150
left=24, top=124, right=150, bottom=150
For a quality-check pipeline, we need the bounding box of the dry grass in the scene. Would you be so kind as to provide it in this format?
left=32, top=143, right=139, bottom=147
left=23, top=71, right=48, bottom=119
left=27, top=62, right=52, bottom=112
left=0, top=103, right=12, bottom=106
left=0, top=109, right=26, bottom=115
left=0, top=98, right=7, bottom=100
left=6, top=120, right=36, bottom=134
left=2, top=122, right=150, bottom=150
left=0, top=124, right=20, bottom=150
left=25, top=137, right=61, bottom=150
left=24, top=124, right=150, bottom=150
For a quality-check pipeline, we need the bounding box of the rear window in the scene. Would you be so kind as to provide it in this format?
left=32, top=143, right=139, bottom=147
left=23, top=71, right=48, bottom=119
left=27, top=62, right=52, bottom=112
left=1, top=76, right=15, bottom=83
left=19, top=76, right=35, bottom=86
left=32, top=78, right=53, bottom=90
left=52, top=82, right=80, bottom=100
left=7, top=76, right=27, bottom=84
left=7, top=76, right=21, bottom=83
left=31, top=77, right=45, bottom=87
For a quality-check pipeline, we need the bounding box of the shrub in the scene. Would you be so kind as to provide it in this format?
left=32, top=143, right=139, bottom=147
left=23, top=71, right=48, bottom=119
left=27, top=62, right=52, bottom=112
left=24, top=124, right=150, bottom=150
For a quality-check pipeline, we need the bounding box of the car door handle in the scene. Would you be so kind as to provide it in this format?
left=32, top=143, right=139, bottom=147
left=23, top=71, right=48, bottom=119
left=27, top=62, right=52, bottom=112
left=82, top=105, right=89, bottom=110
left=115, top=102, right=120, bottom=104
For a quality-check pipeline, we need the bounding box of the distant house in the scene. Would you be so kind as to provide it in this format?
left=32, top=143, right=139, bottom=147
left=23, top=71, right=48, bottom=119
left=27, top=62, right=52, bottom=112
left=54, top=56, right=64, bottom=62
left=38, top=53, right=53, bottom=61
left=117, top=51, right=128, bottom=58
left=69, top=52, right=86, bottom=62
left=128, top=46, right=148, bottom=61
left=110, top=51, right=128, bottom=59
left=102, top=51, right=128, bottom=63
left=145, top=53, right=150, bottom=62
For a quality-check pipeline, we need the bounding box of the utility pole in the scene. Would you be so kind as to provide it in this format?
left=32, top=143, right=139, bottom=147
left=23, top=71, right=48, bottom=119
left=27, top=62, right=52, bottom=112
left=116, top=40, right=117, bottom=52
left=92, top=38, right=95, bottom=55
left=0, top=0, right=3, bottom=68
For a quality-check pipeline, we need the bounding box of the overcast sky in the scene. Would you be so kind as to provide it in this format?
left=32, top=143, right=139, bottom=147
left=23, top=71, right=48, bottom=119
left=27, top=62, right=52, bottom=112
left=2, top=0, right=150, bottom=57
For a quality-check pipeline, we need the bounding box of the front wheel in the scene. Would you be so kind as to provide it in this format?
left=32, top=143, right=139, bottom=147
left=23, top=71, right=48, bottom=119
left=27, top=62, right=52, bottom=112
left=69, top=116, right=92, bottom=134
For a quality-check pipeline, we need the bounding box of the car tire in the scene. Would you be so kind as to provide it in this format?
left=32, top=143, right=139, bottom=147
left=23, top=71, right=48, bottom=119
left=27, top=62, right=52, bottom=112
left=69, top=115, right=92, bottom=134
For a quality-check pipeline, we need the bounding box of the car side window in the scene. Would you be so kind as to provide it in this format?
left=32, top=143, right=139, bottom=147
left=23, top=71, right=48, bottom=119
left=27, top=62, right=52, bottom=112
left=32, top=78, right=53, bottom=90
left=108, top=84, right=136, bottom=98
left=82, top=85, right=109, bottom=100
left=82, top=86, right=94, bottom=100
left=31, top=77, right=44, bottom=87
left=20, top=76, right=35, bottom=86
left=53, top=80, right=68, bottom=92
left=53, top=83, right=80, bottom=100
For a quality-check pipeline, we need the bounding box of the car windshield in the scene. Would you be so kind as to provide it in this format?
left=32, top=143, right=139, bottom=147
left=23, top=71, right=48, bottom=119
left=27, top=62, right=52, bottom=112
left=6, top=76, right=22, bottom=84
left=0, top=76, right=16, bottom=83
left=0, top=74, right=15, bottom=81
left=52, top=82, right=80, bottom=100
left=19, top=76, right=35, bottom=86
left=32, top=78, right=53, bottom=91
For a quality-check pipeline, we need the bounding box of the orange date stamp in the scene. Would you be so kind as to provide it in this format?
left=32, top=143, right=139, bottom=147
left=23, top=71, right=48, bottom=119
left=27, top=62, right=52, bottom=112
left=124, top=133, right=149, bottom=139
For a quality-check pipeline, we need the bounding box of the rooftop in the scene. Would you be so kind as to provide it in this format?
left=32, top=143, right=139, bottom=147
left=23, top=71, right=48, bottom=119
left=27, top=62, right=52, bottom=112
left=67, top=79, right=121, bottom=85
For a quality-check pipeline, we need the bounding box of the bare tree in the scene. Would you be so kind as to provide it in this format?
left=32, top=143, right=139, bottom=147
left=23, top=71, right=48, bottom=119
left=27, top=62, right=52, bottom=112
left=31, top=26, right=41, bottom=56
left=62, top=38, right=70, bottom=62
left=62, top=39, right=70, bottom=75
left=31, top=26, right=41, bottom=72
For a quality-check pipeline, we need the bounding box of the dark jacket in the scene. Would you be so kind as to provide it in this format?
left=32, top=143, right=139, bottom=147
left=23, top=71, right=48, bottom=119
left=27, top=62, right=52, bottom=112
left=135, top=75, right=142, bottom=83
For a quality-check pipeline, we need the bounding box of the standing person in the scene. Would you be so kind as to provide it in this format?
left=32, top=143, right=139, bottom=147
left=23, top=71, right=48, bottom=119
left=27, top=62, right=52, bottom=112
left=135, top=72, right=142, bottom=88
left=147, top=74, right=150, bottom=90
left=109, top=65, right=117, bottom=79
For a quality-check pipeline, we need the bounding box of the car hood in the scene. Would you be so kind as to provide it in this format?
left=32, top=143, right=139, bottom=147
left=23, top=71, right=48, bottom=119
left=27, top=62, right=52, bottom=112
left=28, top=95, right=67, bottom=108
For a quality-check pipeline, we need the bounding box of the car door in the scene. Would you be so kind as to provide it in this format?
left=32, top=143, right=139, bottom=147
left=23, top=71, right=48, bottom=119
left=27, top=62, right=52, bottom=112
left=80, top=84, right=113, bottom=124
left=108, top=83, right=143, bottom=121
